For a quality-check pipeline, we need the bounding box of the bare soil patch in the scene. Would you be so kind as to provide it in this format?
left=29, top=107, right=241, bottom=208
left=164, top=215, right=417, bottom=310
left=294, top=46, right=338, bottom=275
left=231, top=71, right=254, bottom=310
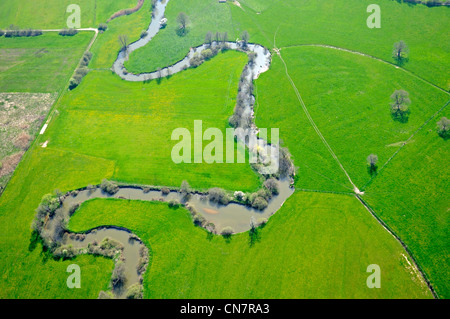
left=0, top=92, right=56, bottom=193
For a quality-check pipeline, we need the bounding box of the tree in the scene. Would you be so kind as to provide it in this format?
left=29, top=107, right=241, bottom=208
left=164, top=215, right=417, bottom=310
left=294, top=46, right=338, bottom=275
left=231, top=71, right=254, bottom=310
left=241, top=30, right=249, bottom=48
left=390, top=89, right=410, bottom=122
left=118, top=34, right=129, bottom=52
left=126, top=283, right=143, bottom=299
left=215, top=31, right=221, bottom=43
left=252, top=196, right=268, bottom=210
left=205, top=31, right=212, bottom=45
left=176, top=12, right=189, bottom=35
left=367, top=154, right=378, bottom=175
left=222, top=32, right=228, bottom=43
left=250, top=216, right=257, bottom=231
left=437, top=117, right=450, bottom=139
left=111, top=261, right=126, bottom=288
left=248, top=52, right=257, bottom=66
left=100, top=179, right=119, bottom=195
left=221, top=226, right=234, bottom=237
left=54, top=189, right=64, bottom=205
left=264, top=178, right=279, bottom=195
left=392, top=41, right=409, bottom=64
left=36, top=193, right=60, bottom=220
left=98, top=23, right=108, bottom=32
left=179, top=180, right=191, bottom=201
left=208, top=188, right=230, bottom=205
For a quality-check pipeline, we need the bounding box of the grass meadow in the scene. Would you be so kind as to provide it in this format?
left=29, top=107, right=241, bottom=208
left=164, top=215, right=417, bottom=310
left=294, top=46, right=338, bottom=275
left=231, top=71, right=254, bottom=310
left=364, top=109, right=450, bottom=298
left=0, top=147, right=115, bottom=298
left=0, top=32, right=92, bottom=92
left=0, top=0, right=137, bottom=29
left=41, top=50, right=261, bottom=192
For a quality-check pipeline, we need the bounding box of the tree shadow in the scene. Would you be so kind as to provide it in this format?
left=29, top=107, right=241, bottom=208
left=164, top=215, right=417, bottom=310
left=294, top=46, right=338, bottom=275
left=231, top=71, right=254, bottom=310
left=176, top=28, right=189, bottom=37
left=222, top=233, right=233, bottom=244
left=29, top=231, right=53, bottom=264
left=206, top=231, right=214, bottom=241
left=393, top=56, right=409, bottom=67
left=28, top=230, right=40, bottom=252
left=438, top=131, right=450, bottom=141
left=391, top=110, right=410, bottom=123
left=367, top=165, right=378, bottom=177
left=248, top=227, right=262, bottom=247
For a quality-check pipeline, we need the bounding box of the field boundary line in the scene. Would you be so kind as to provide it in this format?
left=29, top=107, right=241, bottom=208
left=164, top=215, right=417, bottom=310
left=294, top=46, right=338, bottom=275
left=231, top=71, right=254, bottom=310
left=294, top=188, right=354, bottom=196
left=273, top=45, right=359, bottom=193
left=362, top=98, right=450, bottom=190
left=280, top=44, right=450, bottom=96
left=356, top=194, right=438, bottom=299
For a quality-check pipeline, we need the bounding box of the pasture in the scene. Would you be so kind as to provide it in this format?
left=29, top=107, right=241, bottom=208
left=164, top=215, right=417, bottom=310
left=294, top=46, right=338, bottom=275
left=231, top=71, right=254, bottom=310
left=0, top=32, right=92, bottom=92
left=68, top=192, right=432, bottom=298
left=0, top=0, right=137, bottom=29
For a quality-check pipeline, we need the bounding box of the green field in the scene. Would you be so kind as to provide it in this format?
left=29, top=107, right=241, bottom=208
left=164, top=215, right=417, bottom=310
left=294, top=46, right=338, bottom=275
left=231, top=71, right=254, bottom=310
left=0, top=147, right=115, bottom=298
left=364, top=109, right=450, bottom=298
left=0, top=32, right=92, bottom=92
left=45, top=51, right=261, bottom=191
left=0, top=0, right=137, bottom=29
left=68, top=192, right=432, bottom=298
left=0, top=0, right=448, bottom=299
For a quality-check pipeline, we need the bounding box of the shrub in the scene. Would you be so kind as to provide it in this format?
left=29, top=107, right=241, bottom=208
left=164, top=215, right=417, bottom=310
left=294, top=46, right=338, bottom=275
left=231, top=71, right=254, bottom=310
left=193, top=214, right=206, bottom=226
left=205, top=222, right=216, bottom=234
left=437, top=117, right=450, bottom=139
left=79, top=52, right=92, bottom=67
left=3, top=26, right=42, bottom=37
left=75, top=67, right=89, bottom=77
left=98, top=291, right=113, bottom=299
left=98, top=23, right=108, bottom=32
left=140, top=30, right=148, bottom=38
left=126, top=283, right=143, bottom=299
left=221, top=226, right=234, bottom=237
left=252, top=196, right=268, bottom=210
left=201, top=49, right=213, bottom=60
left=53, top=245, right=77, bottom=260
left=0, top=29, right=4, bottom=37
left=208, top=188, right=230, bottom=205
left=264, top=178, right=279, bottom=195
left=111, top=262, right=126, bottom=288
left=168, top=199, right=180, bottom=208
left=100, top=179, right=119, bottom=195
left=69, top=78, right=80, bottom=90
left=189, top=53, right=204, bottom=68
left=161, top=187, right=170, bottom=195
left=59, top=28, right=78, bottom=36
